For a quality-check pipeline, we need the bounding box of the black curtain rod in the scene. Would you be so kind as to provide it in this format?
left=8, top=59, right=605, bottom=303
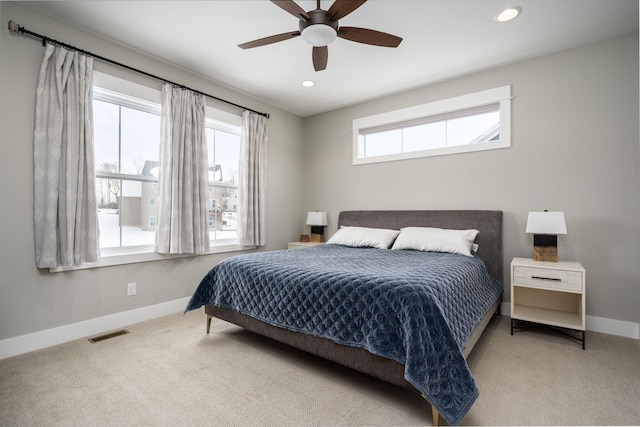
left=8, top=20, right=270, bottom=118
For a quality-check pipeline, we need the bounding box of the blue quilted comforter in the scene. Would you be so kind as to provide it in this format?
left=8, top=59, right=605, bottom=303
left=185, top=245, right=502, bottom=425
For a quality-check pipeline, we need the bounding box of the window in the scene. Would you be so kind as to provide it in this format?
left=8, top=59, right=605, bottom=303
left=94, top=88, right=160, bottom=250
left=92, top=72, right=243, bottom=262
left=352, top=85, right=511, bottom=165
left=205, top=121, right=240, bottom=242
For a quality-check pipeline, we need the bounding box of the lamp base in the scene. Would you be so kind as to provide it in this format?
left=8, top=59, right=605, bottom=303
left=310, top=225, right=325, bottom=242
left=533, top=234, right=558, bottom=262
left=533, top=246, right=558, bottom=262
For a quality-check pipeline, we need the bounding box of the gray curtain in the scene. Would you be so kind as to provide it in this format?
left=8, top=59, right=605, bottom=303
left=238, top=111, right=268, bottom=246
left=33, top=43, right=99, bottom=268
left=155, top=83, right=209, bottom=254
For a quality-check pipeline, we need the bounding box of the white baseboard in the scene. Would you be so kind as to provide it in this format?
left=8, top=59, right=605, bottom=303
left=0, top=297, right=190, bottom=360
left=500, top=302, right=639, bottom=340
left=2, top=299, right=636, bottom=360
left=586, top=316, right=640, bottom=339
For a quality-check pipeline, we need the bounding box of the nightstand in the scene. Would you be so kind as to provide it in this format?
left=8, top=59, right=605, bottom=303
left=510, top=257, right=586, bottom=349
left=287, top=241, right=325, bottom=250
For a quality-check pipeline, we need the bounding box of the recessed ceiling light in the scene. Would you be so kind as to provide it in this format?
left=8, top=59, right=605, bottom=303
left=496, top=6, right=522, bottom=22
left=301, top=80, right=315, bottom=87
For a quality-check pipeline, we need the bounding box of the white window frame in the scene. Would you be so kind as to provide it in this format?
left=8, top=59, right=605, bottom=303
left=352, top=85, right=511, bottom=165
left=50, top=72, right=252, bottom=272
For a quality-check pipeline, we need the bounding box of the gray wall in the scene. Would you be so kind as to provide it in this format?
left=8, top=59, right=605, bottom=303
left=302, top=33, right=640, bottom=324
left=0, top=2, right=305, bottom=340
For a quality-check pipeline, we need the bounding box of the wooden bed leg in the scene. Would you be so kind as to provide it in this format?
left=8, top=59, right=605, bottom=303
left=431, top=405, right=440, bottom=426
left=206, top=314, right=212, bottom=334
left=421, top=394, right=440, bottom=426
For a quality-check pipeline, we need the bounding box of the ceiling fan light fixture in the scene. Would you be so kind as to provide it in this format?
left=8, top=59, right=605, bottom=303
left=496, top=6, right=522, bottom=22
left=301, top=24, right=338, bottom=46
left=239, top=1, right=402, bottom=71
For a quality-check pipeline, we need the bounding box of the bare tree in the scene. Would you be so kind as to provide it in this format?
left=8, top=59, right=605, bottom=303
left=99, top=161, right=120, bottom=209
left=130, top=157, right=144, bottom=175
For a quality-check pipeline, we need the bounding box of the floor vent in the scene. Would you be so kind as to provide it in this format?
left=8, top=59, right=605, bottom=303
left=88, top=329, right=129, bottom=343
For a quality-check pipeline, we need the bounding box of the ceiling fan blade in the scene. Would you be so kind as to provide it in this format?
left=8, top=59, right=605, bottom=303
left=327, top=0, right=367, bottom=21
left=238, top=31, right=301, bottom=49
left=271, top=0, right=310, bottom=20
left=312, top=46, right=328, bottom=71
left=338, top=27, right=402, bottom=47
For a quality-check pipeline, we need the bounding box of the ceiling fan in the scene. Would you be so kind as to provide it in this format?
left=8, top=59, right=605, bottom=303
left=238, top=0, right=403, bottom=71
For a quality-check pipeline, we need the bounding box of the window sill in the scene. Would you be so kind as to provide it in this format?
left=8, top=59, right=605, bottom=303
left=48, top=242, right=255, bottom=273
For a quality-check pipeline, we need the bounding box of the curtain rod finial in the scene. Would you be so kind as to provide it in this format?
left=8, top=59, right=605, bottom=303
left=8, top=20, right=22, bottom=34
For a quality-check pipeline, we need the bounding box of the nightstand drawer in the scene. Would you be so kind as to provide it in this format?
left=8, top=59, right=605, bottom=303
left=513, top=266, right=583, bottom=292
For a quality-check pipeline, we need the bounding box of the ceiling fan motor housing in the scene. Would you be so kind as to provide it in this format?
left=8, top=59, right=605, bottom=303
left=299, top=9, right=339, bottom=46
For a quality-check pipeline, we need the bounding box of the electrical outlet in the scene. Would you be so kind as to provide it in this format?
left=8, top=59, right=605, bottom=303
left=126, top=282, right=136, bottom=297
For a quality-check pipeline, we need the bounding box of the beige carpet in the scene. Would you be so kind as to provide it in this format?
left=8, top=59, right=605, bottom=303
left=1, top=312, right=638, bottom=426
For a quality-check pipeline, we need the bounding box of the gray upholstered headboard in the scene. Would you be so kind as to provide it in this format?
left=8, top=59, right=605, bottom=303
left=338, top=210, right=503, bottom=284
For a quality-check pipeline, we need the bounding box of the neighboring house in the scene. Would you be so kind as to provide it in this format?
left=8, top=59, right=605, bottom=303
left=207, top=164, right=239, bottom=232
left=121, top=161, right=238, bottom=233
left=118, top=160, right=159, bottom=231
left=139, top=160, right=159, bottom=232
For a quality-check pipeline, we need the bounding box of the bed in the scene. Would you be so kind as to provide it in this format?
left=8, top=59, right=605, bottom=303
left=185, top=210, right=503, bottom=426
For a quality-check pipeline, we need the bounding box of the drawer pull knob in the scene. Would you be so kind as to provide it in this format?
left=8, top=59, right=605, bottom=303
left=531, top=276, right=561, bottom=281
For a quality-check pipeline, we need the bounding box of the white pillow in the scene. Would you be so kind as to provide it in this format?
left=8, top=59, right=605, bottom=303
left=326, top=226, right=400, bottom=249
left=391, top=227, right=479, bottom=256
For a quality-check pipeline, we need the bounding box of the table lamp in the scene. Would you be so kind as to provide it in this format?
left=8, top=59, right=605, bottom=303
left=526, top=211, right=567, bottom=262
left=306, top=211, right=328, bottom=243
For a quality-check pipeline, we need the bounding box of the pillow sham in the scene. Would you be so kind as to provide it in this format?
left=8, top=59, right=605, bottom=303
left=391, top=226, right=479, bottom=256
left=326, top=226, right=400, bottom=249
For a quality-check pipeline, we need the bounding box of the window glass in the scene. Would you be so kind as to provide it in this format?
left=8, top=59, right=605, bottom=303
left=120, top=107, right=160, bottom=175
left=353, top=85, right=511, bottom=164
left=403, top=122, right=446, bottom=152
left=205, top=126, right=240, bottom=241
left=447, top=110, right=499, bottom=146
left=94, top=93, right=160, bottom=250
left=94, top=100, right=120, bottom=173
left=362, top=129, right=401, bottom=157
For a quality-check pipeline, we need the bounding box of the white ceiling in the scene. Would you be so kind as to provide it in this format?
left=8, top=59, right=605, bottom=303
left=17, top=0, right=639, bottom=117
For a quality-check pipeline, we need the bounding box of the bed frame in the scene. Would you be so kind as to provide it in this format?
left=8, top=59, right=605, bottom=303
left=205, top=210, right=503, bottom=425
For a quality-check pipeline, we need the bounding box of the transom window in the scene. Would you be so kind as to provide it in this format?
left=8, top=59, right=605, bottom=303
left=353, top=85, right=511, bottom=165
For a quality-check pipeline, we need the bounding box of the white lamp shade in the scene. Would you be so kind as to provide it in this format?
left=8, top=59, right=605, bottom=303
left=526, top=211, right=567, bottom=234
left=306, top=211, right=328, bottom=226
left=301, top=24, right=337, bottom=46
